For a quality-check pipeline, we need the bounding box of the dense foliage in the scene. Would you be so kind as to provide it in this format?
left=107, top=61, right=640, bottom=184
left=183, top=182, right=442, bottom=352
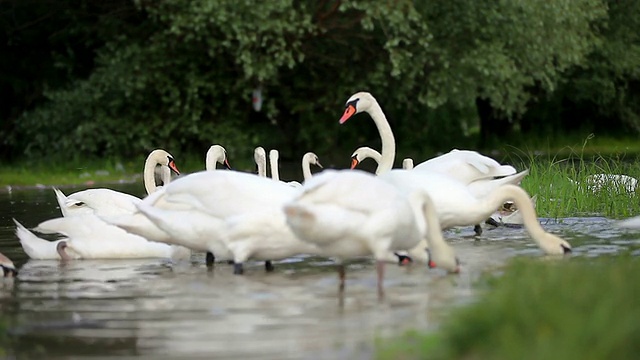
left=1, top=0, right=638, bottom=163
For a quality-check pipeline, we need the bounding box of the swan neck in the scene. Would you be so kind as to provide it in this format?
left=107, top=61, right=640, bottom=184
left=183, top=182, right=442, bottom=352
left=206, top=150, right=222, bottom=171
left=270, top=153, right=280, bottom=181
left=302, top=155, right=312, bottom=181
left=143, top=155, right=158, bottom=194
left=368, top=102, right=395, bottom=175
left=483, top=185, right=548, bottom=246
left=419, top=193, right=448, bottom=251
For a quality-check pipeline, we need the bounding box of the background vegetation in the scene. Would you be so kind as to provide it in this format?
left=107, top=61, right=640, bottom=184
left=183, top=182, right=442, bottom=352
left=2, top=0, right=640, bottom=166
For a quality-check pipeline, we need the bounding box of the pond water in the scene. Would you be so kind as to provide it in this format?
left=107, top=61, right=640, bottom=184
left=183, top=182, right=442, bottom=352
left=0, top=183, right=639, bottom=359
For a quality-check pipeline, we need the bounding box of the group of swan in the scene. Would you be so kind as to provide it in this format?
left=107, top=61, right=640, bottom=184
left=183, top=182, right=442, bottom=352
left=10, top=92, right=582, bottom=297
left=14, top=147, right=230, bottom=261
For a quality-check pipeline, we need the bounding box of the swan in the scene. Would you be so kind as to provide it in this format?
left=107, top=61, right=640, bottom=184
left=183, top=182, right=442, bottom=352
left=255, top=147, right=268, bottom=177
left=402, top=158, right=414, bottom=170
left=570, top=174, right=638, bottom=194
left=0, top=252, right=17, bottom=278
left=617, top=215, right=640, bottom=229
left=54, top=149, right=180, bottom=217
left=348, top=145, right=528, bottom=235
left=340, top=92, right=517, bottom=180
left=102, top=170, right=322, bottom=274
left=206, top=145, right=232, bottom=171
left=13, top=217, right=190, bottom=260
left=379, top=170, right=571, bottom=255
left=269, top=149, right=323, bottom=187
left=282, top=169, right=459, bottom=298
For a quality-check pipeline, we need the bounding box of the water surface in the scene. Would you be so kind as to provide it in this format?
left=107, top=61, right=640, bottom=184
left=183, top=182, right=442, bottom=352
left=0, top=184, right=638, bottom=359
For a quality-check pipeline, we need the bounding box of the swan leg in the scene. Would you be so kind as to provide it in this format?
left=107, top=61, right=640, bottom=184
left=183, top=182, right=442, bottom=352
left=233, top=263, right=244, bottom=275
left=338, top=264, right=346, bottom=295
left=1, top=265, right=17, bottom=278
left=485, top=217, right=500, bottom=227
left=56, top=241, right=72, bottom=261
left=473, top=224, right=483, bottom=236
left=376, top=260, right=385, bottom=301
left=265, top=261, right=274, bottom=272
left=205, top=252, right=215, bottom=267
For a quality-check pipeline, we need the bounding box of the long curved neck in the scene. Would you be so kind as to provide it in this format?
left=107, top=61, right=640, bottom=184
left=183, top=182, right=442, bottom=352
left=360, top=147, right=382, bottom=164
left=367, top=102, right=395, bottom=175
left=302, top=154, right=313, bottom=181
left=419, top=192, right=449, bottom=254
left=144, top=156, right=159, bottom=194
left=269, top=152, right=280, bottom=181
left=481, top=185, right=549, bottom=248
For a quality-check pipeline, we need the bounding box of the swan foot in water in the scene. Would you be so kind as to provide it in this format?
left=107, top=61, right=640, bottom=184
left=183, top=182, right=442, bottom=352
left=56, top=241, right=72, bottom=261
left=205, top=252, right=215, bottom=267
left=265, top=261, right=274, bottom=272
left=233, top=263, right=244, bottom=275
left=473, top=224, right=483, bottom=236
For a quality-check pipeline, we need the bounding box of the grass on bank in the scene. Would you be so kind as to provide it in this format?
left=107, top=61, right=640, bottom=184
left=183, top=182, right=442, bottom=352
left=506, top=136, right=640, bottom=219
left=376, top=256, right=640, bottom=360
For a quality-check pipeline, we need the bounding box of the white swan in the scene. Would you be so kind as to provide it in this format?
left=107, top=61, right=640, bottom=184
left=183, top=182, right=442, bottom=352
left=269, top=149, right=323, bottom=187
left=617, top=215, right=640, bottom=229
left=380, top=170, right=572, bottom=255
left=283, top=169, right=459, bottom=298
left=103, top=170, right=322, bottom=273
left=402, top=158, right=414, bottom=170
left=340, top=92, right=516, bottom=180
left=206, top=144, right=232, bottom=171
left=0, top=252, right=17, bottom=278
left=13, top=217, right=190, bottom=260
left=54, top=149, right=180, bottom=217
left=255, top=147, right=268, bottom=177
left=570, top=174, right=638, bottom=194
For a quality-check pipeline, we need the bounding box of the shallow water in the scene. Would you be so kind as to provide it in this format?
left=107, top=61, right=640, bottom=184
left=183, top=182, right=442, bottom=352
left=1, top=184, right=639, bottom=359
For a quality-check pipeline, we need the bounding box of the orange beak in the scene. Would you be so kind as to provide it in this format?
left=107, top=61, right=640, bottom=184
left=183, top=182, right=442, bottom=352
left=428, top=260, right=436, bottom=269
left=350, top=157, right=359, bottom=170
left=223, top=158, right=232, bottom=170
left=168, top=159, right=180, bottom=175
left=339, top=104, right=357, bottom=124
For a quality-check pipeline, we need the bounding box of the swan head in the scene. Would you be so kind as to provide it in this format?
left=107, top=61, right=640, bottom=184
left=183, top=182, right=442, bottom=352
left=426, top=248, right=461, bottom=274
left=206, top=145, right=232, bottom=170
left=539, top=233, right=573, bottom=255
left=349, top=147, right=380, bottom=169
left=148, top=149, right=180, bottom=175
left=339, top=92, right=375, bottom=124
left=305, top=152, right=323, bottom=168
left=0, top=252, right=17, bottom=278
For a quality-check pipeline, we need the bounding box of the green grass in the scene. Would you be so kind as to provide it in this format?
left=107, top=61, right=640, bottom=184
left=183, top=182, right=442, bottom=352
left=376, top=256, right=640, bottom=360
left=504, top=135, right=640, bottom=219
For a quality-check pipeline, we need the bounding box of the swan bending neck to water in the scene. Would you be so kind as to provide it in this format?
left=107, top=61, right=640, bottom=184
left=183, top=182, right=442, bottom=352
left=340, top=92, right=395, bottom=175
left=381, top=170, right=572, bottom=255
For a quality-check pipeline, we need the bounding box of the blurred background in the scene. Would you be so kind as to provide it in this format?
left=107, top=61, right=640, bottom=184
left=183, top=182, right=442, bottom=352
left=1, top=0, right=638, bottom=169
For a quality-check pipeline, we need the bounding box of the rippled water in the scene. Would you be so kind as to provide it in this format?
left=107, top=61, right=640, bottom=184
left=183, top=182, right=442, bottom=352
left=0, top=183, right=639, bottom=359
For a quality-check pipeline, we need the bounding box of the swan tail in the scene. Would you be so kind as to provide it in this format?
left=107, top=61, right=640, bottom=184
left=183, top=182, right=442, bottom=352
left=13, top=219, right=62, bottom=260
left=53, top=187, right=70, bottom=217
